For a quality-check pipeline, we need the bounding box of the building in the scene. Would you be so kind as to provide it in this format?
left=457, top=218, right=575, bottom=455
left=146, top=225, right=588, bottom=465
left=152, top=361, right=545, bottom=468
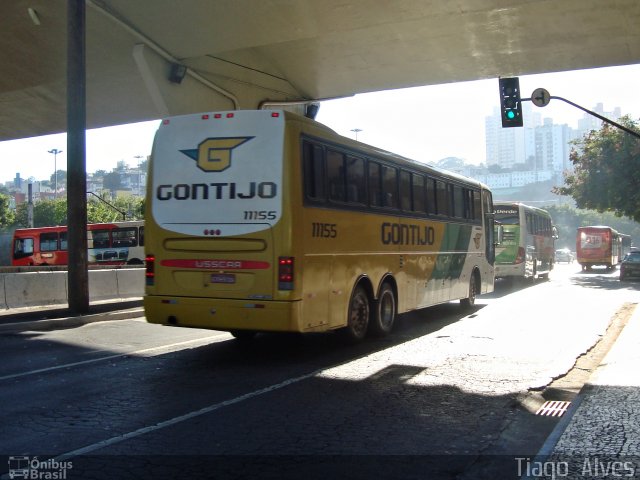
left=483, top=102, right=623, bottom=192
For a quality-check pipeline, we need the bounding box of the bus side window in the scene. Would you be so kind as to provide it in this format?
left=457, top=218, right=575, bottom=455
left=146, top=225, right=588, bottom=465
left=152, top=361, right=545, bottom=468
left=412, top=174, right=426, bottom=213
left=60, top=232, right=68, bottom=251
left=327, top=149, right=346, bottom=202
left=425, top=177, right=436, bottom=215
left=346, top=155, right=365, bottom=204
left=113, top=227, right=137, bottom=247
left=435, top=180, right=449, bottom=216
left=40, top=232, right=59, bottom=252
left=368, top=161, right=382, bottom=207
left=452, top=185, right=464, bottom=219
left=473, top=190, right=482, bottom=221
left=139, top=226, right=144, bottom=246
left=14, top=238, right=34, bottom=258
left=400, top=170, right=411, bottom=211
left=303, top=141, right=325, bottom=201
left=91, top=230, right=110, bottom=249
left=382, top=165, right=398, bottom=209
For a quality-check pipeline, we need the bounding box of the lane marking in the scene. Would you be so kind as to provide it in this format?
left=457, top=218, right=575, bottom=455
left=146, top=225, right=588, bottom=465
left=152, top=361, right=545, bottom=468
left=0, top=335, right=225, bottom=382
left=55, top=368, right=321, bottom=460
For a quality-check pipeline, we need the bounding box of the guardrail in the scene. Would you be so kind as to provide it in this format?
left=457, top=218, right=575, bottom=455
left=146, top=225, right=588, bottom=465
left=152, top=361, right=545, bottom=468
left=0, top=267, right=144, bottom=309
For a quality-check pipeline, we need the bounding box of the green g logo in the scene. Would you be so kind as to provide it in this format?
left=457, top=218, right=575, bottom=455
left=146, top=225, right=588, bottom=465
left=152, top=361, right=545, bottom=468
left=180, top=137, right=254, bottom=172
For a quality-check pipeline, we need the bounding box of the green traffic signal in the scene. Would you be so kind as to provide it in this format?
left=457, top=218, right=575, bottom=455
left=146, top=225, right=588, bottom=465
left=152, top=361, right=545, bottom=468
left=499, top=77, right=523, bottom=128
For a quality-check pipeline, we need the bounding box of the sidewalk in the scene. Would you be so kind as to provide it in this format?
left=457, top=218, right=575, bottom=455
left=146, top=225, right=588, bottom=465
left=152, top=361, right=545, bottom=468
left=0, top=298, right=144, bottom=333
left=533, top=302, right=640, bottom=477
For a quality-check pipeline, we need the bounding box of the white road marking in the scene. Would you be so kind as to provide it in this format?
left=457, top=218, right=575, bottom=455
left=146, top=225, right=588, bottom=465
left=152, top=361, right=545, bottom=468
left=0, top=335, right=226, bottom=382
left=55, top=368, right=321, bottom=460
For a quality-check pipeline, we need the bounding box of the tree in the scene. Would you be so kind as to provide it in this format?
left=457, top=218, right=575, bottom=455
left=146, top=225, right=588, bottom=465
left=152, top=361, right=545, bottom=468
left=554, top=117, right=640, bottom=221
left=86, top=193, right=144, bottom=222
left=103, top=171, right=123, bottom=193
left=14, top=198, right=67, bottom=227
left=0, top=193, right=15, bottom=228
left=50, top=169, right=67, bottom=192
left=12, top=194, right=144, bottom=228
left=545, top=204, right=640, bottom=250
left=138, top=158, right=148, bottom=172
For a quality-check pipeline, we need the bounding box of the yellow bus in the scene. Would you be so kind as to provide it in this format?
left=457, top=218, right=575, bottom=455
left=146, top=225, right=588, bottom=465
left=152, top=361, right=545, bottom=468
left=144, top=110, right=497, bottom=342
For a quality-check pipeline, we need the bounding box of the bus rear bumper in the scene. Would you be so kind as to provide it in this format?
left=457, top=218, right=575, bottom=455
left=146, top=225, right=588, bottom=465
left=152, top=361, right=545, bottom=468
left=494, top=263, right=525, bottom=278
left=144, top=295, right=303, bottom=333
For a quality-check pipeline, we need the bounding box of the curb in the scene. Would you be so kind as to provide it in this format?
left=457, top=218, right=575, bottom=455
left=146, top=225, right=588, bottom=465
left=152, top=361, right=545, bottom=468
left=0, top=307, right=145, bottom=333
left=524, top=301, right=640, bottom=473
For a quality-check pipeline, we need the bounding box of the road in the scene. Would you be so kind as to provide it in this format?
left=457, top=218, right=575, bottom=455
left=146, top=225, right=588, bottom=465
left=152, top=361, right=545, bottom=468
left=1, top=263, right=638, bottom=479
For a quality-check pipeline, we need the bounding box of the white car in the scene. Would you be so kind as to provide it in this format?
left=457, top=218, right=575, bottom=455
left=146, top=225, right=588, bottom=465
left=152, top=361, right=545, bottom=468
left=555, top=248, right=574, bottom=263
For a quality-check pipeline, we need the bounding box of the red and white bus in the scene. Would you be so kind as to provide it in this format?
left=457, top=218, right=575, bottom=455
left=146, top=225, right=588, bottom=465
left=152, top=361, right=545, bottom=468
left=576, top=225, right=627, bottom=271
left=12, top=220, right=144, bottom=266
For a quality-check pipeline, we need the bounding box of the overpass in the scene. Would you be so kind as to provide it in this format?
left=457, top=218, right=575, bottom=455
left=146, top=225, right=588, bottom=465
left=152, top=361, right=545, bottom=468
left=2, top=0, right=639, bottom=141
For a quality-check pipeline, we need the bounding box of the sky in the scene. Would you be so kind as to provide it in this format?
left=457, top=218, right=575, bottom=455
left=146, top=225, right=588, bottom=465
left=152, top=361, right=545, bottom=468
left=0, top=63, right=639, bottom=183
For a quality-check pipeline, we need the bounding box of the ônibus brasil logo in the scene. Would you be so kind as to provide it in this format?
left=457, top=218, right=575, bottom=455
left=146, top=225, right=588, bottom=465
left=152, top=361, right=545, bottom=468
left=7, top=456, right=73, bottom=479
left=180, top=137, right=254, bottom=172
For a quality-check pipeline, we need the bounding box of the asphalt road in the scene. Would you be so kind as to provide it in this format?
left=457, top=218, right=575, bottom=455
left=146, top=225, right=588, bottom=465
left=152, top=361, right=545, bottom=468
left=1, top=263, right=639, bottom=479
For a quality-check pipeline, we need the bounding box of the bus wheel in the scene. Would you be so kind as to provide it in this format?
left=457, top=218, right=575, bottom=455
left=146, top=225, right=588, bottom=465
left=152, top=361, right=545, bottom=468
left=370, top=283, right=396, bottom=337
left=460, top=274, right=477, bottom=309
left=230, top=330, right=257, bottom=341
left=341, top=285, right=370, bottom=343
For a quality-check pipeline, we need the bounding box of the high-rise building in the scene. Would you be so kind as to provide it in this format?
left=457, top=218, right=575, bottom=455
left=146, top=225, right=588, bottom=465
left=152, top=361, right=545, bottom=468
left=485, top=103, right=540, bottom=169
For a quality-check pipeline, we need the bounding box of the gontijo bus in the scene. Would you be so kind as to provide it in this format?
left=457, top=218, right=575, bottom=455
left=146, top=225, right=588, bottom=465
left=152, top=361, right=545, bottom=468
left=144, top=110, right=498, bottom=341
left=494, top=202, right=557, bottom=281
left=12, top=220, right=144, bottom=266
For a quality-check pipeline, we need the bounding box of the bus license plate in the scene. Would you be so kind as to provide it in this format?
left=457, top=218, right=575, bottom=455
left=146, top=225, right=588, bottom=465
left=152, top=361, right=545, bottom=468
left=211, top=274, right=236, bottom=284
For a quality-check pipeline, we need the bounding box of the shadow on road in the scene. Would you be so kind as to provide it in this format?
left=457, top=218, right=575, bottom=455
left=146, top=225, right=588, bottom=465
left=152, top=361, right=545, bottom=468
left=571, top=269, right=640, bottom=291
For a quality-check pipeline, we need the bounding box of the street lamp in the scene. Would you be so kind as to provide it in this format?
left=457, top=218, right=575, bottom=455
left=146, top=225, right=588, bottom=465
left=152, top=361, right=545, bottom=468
left=350, top=128, right=362, bottom=141
left=48, top=148, right=63, bottom=198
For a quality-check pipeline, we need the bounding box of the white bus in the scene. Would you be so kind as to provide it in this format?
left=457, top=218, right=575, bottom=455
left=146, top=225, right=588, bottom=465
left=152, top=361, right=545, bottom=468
left=494, top=202, right=557, bottom=281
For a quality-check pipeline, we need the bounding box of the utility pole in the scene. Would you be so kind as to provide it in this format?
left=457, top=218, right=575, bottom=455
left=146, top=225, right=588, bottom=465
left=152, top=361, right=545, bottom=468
left=48, top=148, right=63, bottom=198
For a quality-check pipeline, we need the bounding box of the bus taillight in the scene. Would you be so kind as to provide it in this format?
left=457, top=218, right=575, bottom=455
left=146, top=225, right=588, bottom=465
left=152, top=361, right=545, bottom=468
left=145, top=254, right=156, bottom=285
left=278, top=256, right=294, bottom=290
left=515, top=247, right=525, bottom=264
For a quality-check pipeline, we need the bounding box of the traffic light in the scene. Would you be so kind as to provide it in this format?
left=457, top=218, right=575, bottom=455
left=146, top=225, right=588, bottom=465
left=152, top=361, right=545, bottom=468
left=499, top=77, right=523, bottom=128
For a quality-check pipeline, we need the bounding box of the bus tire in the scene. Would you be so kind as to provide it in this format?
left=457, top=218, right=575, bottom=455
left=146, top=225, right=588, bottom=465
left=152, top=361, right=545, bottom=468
left=340, top=285, right=371, bottom=343
left=369, top=282, right=396, bottom=337
left=460, top=273, right=477, bottom=309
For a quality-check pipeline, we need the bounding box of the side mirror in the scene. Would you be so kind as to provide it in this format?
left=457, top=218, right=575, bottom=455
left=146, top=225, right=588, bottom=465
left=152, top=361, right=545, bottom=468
left=552, top=226, right=559, bottom=240
left=494, top=224, right=504, bottom=246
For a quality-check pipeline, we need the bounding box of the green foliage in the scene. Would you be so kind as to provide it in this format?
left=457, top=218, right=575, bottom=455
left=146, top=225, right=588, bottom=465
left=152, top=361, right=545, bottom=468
left=49, top=170, right=67, bottom=190
left=14, top=198, right=67, bottom=227
left=0, top=193, right=15, bottom=228
left=554, top=117, right=640, bottom=221
left=86, top=193, right=144, bottom=223
left=545, top=203, right=640, bottom=250
left=12, top=195, right=144, bottom=228
left=102, top=171, right=123, bottom=193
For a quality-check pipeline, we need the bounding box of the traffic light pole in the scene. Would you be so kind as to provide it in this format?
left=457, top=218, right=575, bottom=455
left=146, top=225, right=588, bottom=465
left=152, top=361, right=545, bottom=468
left=523, top=90, right=640, bottom=140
